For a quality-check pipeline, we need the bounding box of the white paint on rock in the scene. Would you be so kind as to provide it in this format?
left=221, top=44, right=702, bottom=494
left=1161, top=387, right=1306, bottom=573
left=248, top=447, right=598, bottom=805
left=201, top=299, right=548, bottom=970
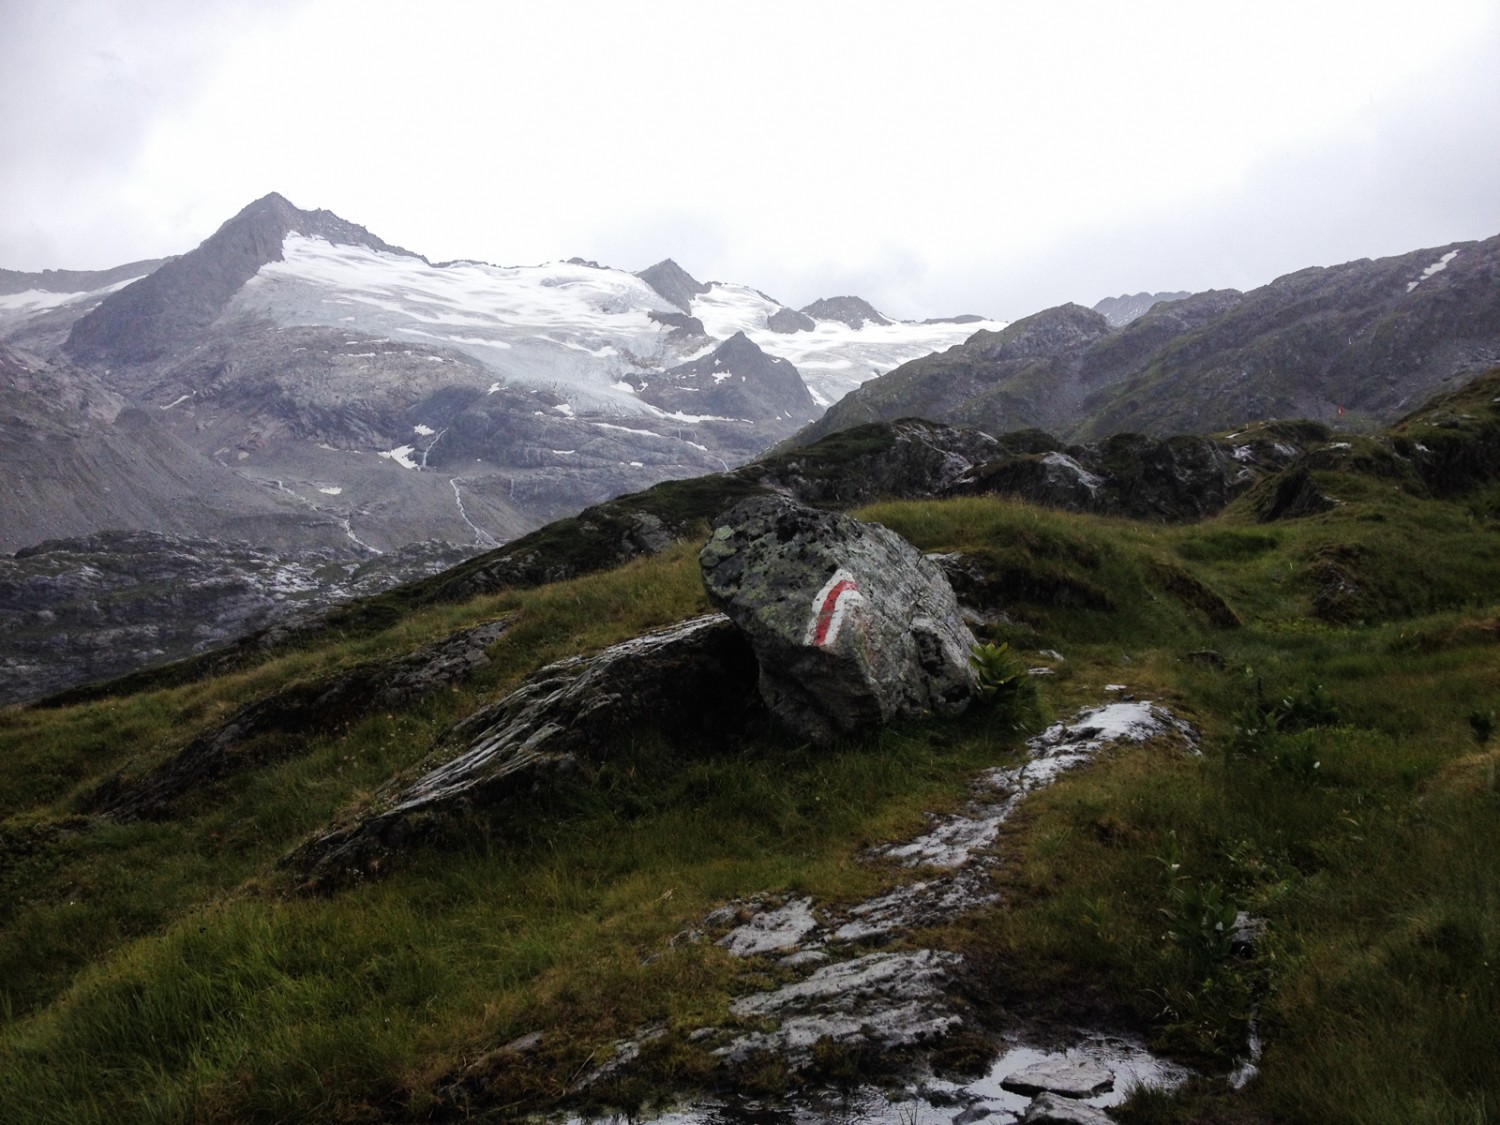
left=803, top=567, right=864, bottom=648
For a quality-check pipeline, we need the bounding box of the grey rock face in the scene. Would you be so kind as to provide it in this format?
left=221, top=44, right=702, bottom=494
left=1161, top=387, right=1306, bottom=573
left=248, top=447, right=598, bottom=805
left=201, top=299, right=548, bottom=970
left=1092, top=290, right=1191, bottom=327
left=767, top=306, right=816, bottom=333
left=1019, top=1091, right=1118, bottom=1124
left=639, top=331, right=817, bottom=424
left=287, top=614, right=760, bottom=890
left=699, top=495, right=977, bottom=744
left=636, top=258, right=710, bottom=314
left=800, top=295, right=892, bottom=329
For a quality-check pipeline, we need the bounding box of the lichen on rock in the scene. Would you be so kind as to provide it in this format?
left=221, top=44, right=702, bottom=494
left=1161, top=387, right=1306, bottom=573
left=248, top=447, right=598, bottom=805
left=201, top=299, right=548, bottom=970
left=699, top=494, right=978, bottom=744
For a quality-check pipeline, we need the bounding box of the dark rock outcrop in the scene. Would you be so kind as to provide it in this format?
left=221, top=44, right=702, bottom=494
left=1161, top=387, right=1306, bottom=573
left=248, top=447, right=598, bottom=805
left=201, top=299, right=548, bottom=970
left=1390, top=365, right=1500, bottom=496
left=66, top=192, right=420, bottom=367
left=287, top=615, right=761, bottom=891
left=638, top=331, right=817, bottom=424
left=800, top=295, right=892, bottom=330
left=767, top=306, right=816, bottom=333
left=700, top=495, right=977, bottom=743
left=759, top=419, right=1004, bottom=506
left=1256, top=462, right=1340, bottom=522
left=646, top=309, right=707, bottom=340
left=90, top=620, right=510, bottom=820
left=949, top=427, right=1304, bottom=523
left=636, top=258, right=710, bottom=314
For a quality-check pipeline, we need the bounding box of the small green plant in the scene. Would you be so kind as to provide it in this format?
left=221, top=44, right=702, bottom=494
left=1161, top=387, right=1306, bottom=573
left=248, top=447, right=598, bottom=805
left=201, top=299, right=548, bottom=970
left=969, top=641, right=1023, bottom=701
left=1149, top=831, right=1256, bottom=1063
left=1156, top=831, right=1240, bottom=966
left=1233, top=680, right=1339, bottom=755
left=1276, top=682, right=1340, bottom=732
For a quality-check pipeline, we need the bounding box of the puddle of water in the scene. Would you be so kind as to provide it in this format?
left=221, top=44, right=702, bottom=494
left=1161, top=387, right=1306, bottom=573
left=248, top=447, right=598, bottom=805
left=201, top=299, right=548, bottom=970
left=566, top=1031, right=1188, bottom=1124
left=963, top=1035, right=1192, bottom=1116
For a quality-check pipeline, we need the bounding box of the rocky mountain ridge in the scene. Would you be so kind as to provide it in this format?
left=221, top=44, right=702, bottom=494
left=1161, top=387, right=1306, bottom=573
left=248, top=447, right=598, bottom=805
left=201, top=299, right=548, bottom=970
left=2, top=193, right=1002, bottom=560
left=1091, top=290, right=1191, bottom=327
left=65, top=193, right=419, bottom=366
left=26, top=355, right=1487, bottom=711
left=794, top=236, right=1500, bottom=448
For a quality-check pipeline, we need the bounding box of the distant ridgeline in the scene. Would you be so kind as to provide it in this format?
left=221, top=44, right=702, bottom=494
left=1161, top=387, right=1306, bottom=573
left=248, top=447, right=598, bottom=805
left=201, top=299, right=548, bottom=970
left=790, top=236, right=1500, bottom=450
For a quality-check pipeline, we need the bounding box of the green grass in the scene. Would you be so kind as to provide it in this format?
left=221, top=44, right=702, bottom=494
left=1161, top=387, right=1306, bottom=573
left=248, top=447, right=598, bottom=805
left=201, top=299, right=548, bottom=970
left=4, top=457, right=1500, bottom=1122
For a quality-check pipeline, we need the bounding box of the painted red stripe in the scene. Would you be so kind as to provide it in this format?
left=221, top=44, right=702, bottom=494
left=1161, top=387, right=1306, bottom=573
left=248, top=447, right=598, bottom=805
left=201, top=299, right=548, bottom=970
left=812, top=578, right=859, bottom=646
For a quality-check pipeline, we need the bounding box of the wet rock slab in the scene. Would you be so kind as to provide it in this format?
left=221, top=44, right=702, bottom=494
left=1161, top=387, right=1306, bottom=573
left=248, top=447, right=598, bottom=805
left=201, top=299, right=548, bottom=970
left=1001, top=1058, right=1115, bottom=1097
left=1018, top=1091, right=1118, bottom=1124
left=714, top=896, right=820, bottom=958
left=717, top=949, right=963, bottom=1063
left=287, top=614, right=760, bottom=890
left=571, top=699, right=1200, bottom=1124
left=566, top=1031, right=1188, bottom=1125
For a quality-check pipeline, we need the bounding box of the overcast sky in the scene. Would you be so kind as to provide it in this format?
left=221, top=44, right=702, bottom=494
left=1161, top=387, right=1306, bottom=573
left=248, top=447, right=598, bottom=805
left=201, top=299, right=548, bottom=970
left=3, top=0, right=1498, bottom=321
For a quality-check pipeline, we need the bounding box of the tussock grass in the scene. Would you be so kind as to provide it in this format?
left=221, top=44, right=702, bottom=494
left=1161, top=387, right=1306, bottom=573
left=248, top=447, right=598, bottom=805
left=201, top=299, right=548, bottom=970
left=0, top=717, right=1037, bottom=1124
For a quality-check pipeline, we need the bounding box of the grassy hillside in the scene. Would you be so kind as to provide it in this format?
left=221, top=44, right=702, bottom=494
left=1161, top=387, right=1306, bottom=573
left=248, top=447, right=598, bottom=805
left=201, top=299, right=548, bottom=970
left=3, top=386, right=1500, bottom=1123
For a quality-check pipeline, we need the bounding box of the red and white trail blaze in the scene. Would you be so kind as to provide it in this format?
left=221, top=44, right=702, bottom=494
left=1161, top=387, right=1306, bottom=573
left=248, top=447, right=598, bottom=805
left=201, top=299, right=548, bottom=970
left=805, top=568, right=864, bottom=648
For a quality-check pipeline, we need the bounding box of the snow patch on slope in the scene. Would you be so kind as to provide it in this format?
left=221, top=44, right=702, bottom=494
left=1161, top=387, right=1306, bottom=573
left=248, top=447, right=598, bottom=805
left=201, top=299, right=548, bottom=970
left=218, top=234, right=1003, bottom=422
left=691, top=280, right=1005, bottom=406
left=1407, top=249, right=1460, bottom=292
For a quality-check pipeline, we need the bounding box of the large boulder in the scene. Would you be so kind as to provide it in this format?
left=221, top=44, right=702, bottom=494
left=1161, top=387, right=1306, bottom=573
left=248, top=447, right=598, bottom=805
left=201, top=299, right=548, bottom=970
left=699, top=495, right=978, bottom=743
left=287, top=614, right=760, bottom=891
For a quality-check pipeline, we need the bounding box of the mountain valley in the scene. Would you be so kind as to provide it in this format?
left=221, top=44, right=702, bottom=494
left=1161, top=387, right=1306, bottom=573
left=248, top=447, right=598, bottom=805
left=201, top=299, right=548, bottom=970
left=8, top=200, right=1499, bottom=709
left=3, top=360, right=1498, bottom=1124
